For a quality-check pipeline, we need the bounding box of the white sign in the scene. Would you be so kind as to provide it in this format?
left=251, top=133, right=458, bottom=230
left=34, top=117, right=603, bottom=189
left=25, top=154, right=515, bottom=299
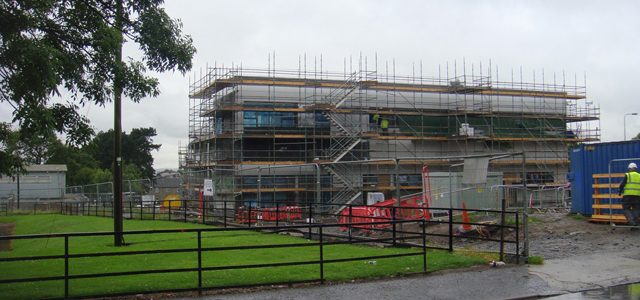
left=203, top=179, right=214, bottom=196
left=141, top=195, right=155, bottom=206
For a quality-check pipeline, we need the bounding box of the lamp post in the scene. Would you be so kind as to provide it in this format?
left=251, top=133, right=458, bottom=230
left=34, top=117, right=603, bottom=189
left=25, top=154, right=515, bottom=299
left=624, top=113, right=638, bottom=140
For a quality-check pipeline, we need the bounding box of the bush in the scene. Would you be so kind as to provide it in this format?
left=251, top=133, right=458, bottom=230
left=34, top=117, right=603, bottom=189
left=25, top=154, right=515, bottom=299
left=528, top=255, right=544, bottom=265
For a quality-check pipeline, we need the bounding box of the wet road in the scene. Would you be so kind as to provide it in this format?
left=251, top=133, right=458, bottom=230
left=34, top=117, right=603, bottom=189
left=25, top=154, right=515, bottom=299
left=186, top=266, right=556, bottom=300
left=530, top=250, right=640, bottom=292
left=183, top=250, right=640, bottom=300
left=546, top=283, right=640, bottom=299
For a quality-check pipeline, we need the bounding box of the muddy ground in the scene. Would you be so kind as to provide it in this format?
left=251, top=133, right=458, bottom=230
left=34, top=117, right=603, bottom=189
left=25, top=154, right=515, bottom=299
left=524, top=210, right=640, bottom=259
left=350, top=208, right=640, bottom=261
left=436, top=209, right=640, bottom=260
left=266, top=209, right=640, bottom=261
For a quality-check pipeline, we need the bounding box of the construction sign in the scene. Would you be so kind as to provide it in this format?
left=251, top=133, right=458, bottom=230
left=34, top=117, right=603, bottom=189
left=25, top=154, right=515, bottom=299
left=203, top=179, right=214, bottom=196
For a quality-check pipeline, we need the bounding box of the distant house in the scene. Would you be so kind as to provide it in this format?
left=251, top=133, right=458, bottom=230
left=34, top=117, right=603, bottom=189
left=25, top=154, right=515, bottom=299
left=0, top=165, right=67, bottom=200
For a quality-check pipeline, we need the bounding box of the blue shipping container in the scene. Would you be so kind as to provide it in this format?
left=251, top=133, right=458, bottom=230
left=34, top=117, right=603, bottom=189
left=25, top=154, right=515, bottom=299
left=569, top=140, right=640, bottom=215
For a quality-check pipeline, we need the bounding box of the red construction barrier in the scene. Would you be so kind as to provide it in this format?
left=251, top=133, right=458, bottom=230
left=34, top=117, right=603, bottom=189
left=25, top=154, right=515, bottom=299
left=338, top=206, right=392, bottom=232
left=235, top=207, right=257, bottom=224
left=339, top=195, right=430, bottom=232
left=398, top=196, right=430, bottom=221
left=236, top=206, right=303, bottom=224
left=260, top=206, right=303, bottom=222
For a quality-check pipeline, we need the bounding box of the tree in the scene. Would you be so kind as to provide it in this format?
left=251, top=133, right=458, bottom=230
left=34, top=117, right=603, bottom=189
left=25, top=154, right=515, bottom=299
left=88, top=128, right=160, bottom=179
left=2, top=0, right=195, bottom=245
left=633, top=132, right=640, bottom=140
left=0, top=123, right=23, bottom=175
left=122, top=164, right=143, bottom=180
left=125, top=127, right=160, bottom=178
left=17, top=132, right=61, bottom=165
left=86, top=130, right=115, bottom=170
left=0, top=122, right=60, bottom=174
left=44, top=130, right=158, bottom=186
left=73, top=167, right=98, bottom=186
left=0, top=1, right=195, bottom=174
left=47, top=138, right=101, bottom=186
left=90, top=168, right=113, bottom=184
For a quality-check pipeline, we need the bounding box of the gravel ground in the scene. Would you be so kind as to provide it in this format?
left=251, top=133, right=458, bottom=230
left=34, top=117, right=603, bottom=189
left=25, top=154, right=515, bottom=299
left=441, top=209, right=640, bottom=260
left=402, top=209, right=640, bottom=261
left=526, top=210, right=640, bottom=259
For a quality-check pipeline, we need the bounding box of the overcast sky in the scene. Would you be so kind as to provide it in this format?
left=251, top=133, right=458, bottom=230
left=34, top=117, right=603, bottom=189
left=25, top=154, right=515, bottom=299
left=4, top=0, right=640, bottom=170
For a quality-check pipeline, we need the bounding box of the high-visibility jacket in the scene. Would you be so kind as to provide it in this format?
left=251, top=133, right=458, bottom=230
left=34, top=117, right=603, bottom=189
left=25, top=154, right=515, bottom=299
left=623, top=171, right=640, bottom=197
left=380, top=119, right=389, bottom=129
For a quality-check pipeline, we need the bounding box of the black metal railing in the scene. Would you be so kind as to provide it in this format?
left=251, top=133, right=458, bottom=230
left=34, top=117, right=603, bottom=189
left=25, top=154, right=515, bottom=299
left=0, top=219, right=427, bottom=299
left=1, top=198, right=522, bottom=298
left=51, top=199, right=520, bottom=259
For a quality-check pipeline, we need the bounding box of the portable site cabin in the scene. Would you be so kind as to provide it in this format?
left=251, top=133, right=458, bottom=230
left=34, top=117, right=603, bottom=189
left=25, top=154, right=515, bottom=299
left=569, top=141, right=640, bottom=221
left=0, top=164, right=67, bottom=200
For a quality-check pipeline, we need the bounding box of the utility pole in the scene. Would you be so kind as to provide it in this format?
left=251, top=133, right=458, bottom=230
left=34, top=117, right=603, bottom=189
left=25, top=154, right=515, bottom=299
left=624, top=113, right=638, bottom=140
left=112, top=0, right=124, bottom=246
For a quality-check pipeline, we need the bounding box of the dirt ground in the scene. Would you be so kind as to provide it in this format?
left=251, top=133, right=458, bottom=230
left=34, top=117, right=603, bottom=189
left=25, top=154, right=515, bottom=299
left=525, top=210, right=640, bottom=259
left=271, top=209, right=640, bottom=262
left=402, top=208, right=640, bottom=261
left=442, top=209, right=640, bottom=260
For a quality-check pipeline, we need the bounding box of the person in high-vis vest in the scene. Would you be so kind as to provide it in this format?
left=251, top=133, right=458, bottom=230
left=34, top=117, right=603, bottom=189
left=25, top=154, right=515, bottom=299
left=619, top=162, right=640, bottom=227
left=380, top=118, right=389, bottom=132
left=372, top=114, right=381, bottom=131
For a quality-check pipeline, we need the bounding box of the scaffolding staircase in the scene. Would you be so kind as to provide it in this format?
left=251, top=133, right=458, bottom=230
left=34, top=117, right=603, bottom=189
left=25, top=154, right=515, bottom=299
left=318, top=72, right=364, bottom=163
left=322, top=111, right=362, bottom=162
left=324, top=163, right=362, bottom=206
left=316, top=72, right=365, bottom=206
left=324, top=72, right=361, bottom=108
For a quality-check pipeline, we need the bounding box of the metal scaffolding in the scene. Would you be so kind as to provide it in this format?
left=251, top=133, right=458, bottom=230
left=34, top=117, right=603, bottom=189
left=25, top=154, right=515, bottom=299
left=181, top=57, right=599, bottom=208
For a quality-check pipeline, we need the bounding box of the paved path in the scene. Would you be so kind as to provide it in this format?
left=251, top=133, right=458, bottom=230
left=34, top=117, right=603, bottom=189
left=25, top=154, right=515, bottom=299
left=529, top=250, right=640, bottom=292
left=185, top=251, right=640, bottom=300
left=186, top=266, right=556, bottom=300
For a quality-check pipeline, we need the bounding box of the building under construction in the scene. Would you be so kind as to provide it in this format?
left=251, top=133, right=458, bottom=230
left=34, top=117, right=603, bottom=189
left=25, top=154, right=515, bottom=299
left=181, top=60, right=599, bottom=208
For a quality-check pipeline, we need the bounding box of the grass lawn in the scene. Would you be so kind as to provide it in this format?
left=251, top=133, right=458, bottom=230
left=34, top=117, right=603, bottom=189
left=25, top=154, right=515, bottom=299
left=0, top=215, right=486, bottom=299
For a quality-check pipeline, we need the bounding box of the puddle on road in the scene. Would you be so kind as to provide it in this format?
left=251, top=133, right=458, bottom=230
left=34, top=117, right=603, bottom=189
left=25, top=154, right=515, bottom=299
left=546, top=283, right=640, bottom=299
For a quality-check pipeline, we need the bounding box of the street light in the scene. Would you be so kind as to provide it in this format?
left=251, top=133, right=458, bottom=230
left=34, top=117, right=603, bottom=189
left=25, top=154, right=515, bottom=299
left=624, top=113, right=639, bottom=140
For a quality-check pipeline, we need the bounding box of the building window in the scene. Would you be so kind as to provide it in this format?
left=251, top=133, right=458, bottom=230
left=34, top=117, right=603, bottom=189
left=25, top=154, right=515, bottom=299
left=243, top=111, right=296, bottom=128
left=243, top=111, right=257, bottom=127
left=363, top=175, right=379, bottom=185
left=394, top=174, right=422, bottom=186
left=315, top=112, right=330, bottom=128
left=526, top=172, right=554, bottom=184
